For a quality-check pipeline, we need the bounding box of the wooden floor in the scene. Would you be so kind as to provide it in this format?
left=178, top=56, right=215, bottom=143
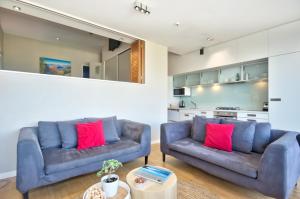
left=0, top=144, right=299, bottom=199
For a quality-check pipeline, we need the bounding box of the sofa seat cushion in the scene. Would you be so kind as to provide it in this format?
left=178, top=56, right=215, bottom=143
left=43, top=138, right=140, bottom=174
left=169, top=138, right=261, bottom=178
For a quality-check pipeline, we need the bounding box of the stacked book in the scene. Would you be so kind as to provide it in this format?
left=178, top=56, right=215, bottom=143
left=134, top=165, right=172, bottom=183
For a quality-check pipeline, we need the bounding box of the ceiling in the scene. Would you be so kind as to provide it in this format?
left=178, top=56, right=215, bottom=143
left=0, top=8, right=109, bottom=52
left=4, top=0, right=300, bottom=54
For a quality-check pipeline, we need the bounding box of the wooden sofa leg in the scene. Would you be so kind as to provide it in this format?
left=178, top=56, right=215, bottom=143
left=145, top=156, right=148, bottom=165
left=23, top=192, right=29, bottom=199
left=162, top=153, right=166, bottom=162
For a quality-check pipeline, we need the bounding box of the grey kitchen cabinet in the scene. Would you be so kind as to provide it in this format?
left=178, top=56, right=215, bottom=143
left=185, top=72, right=200, bottom=86
left=173, top=74, right=186, bottom=88
left=219, top=64, right=242, bottom=83
left=243, top=58, right=268, bottom=81
left=200, top=69, right=219, bottom=85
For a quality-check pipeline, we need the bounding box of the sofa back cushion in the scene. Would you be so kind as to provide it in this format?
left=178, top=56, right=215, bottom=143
left=253, top=123, right=271, bottom=153
left=76, top=120, right=105, bottom=150
left=58, top=119, right=85, bottom=149
left=38, top=121, right=61, bottom=149
left=85, top=116, right=120, bottom=143
left=192, top=116, right=221, bottom=142
left=204, top=123, right=235, bottom=152
left=222, top=120, right=256, bottom=153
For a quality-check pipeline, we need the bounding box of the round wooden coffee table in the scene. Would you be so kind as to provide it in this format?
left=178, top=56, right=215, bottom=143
left=126, top=167, right=177, bottom=199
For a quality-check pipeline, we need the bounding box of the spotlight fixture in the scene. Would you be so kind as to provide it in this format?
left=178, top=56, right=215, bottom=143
left=56, top=37, right=60, bottom=41
left=134, top=1, right=150, bottom=15
left=12, top=5, right=21, bottom=11
left=206, top=37, right=214, bottom=42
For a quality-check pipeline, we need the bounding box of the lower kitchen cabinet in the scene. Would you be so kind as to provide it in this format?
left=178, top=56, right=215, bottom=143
left=237, top=112, right=269, bottom=123
left=179, top=110, right=196, bottom=121
left=237, top=117, right=269, bottom=123
left=177, top=109, right=214, bottom=121
left=168, top=109, right=180, bottom=122
left=196, top=110, right=214, bottom=118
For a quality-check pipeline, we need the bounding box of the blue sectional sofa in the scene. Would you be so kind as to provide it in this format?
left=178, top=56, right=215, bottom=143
left=161, top=120, right=300, bottom=199
left=17, top=117, right=151, bottom=199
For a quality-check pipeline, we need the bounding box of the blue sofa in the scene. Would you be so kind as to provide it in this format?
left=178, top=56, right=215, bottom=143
left=17, top=118, right=151, bottom=199
left=161, top=120, right=300, bottom=199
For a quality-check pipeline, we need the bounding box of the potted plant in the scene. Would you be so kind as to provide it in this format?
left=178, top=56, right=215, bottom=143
left=97, top=159, right=123, bottom=197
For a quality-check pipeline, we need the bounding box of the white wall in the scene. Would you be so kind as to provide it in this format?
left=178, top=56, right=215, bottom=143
left=0, top=24, right=3, bottom=69
left=0, top=41, right=168, bottom=175
left=3, top=33, right=100, bottom=77
left=169, top=20, right=300, bottom=75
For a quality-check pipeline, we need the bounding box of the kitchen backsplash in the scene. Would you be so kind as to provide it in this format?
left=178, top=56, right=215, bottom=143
left=180, top=81, right=268, bottom=111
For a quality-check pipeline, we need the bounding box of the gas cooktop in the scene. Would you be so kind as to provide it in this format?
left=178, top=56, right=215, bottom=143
left=216, top=107, right=241, bottom=110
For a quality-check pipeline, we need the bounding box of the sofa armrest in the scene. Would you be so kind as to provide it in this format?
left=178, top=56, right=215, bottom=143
left=17, top=127, right=45, bottom=193
left=258, top=131, right=300, bottom=198
left=120, top=120, right=151, bottom=155
left=160, top=121, right=192, bottom=153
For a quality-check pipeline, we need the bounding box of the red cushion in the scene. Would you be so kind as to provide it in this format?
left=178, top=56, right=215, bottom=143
left=76, top=120, right=105, bottom=150
left=204, top=123, right=234, bottom=152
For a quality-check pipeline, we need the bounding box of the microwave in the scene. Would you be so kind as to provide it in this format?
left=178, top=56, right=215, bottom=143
left=173, top=87, right=191, bottom=97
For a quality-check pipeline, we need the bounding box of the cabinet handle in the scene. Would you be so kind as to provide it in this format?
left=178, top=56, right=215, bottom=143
left=184, top=114, right=189, bottom=116
left=247, top=114, right=256, bottom=117
left=247, top=119, right=256, bottom=122
left=201, top=112, right=207, bottom=114
left=270, top=98, right=281, bottom=102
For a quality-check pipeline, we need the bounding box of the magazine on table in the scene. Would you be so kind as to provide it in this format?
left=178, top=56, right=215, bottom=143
left=133, top=165, right=172, bottom=184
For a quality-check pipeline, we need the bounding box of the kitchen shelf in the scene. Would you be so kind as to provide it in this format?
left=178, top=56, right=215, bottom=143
left=190, top=77, right=268, bottom=87
left=173, top=58, right=269, bottom=88
left=200, top=69, right=219, bottom=85
left=218, top=64, right=242, bottom=84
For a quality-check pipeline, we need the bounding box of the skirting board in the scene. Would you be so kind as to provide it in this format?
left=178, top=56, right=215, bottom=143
left=0, top=170, right=16, bottom=180
left=0, top=141, right=160, bottom=180
left=151, top=140, right=160, bottom=144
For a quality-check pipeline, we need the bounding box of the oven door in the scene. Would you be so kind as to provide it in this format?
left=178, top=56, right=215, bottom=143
left=214, top=115, right=237, bottom=120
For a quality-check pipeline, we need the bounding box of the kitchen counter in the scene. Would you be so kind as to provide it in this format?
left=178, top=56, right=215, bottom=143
left=168, top=107, right=268, bottom=114
left=168, top=107, right=269, bottom=123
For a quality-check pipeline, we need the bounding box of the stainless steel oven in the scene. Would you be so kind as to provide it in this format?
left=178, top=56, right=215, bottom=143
left=214, top=111, right=237, bottom=119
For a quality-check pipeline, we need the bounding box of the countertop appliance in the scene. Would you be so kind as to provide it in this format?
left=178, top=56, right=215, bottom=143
left=173, top=87, right=191, bottom=97
left=263, top=102, right=268, bottom=111
left=179, top=100, right=185, bottom=108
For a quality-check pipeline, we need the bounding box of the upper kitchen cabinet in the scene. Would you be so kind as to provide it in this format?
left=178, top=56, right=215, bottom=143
left=185, top=72, right=200, bottom=86
left=243, top=59, right=268, bottom=81
left=219, top=64, right=242, bottom=83
left=237, top=31, right=268, bottom=62
left=268, top=21, right=300, bottom=57
left=173, top=74, right=186, bottom=88
left=200, top=69, right=219, bottom=85
left=205, top=40, right=238, bottom=68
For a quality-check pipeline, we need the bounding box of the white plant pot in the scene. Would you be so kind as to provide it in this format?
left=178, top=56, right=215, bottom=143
left=101, top=174, right=119, bottom=197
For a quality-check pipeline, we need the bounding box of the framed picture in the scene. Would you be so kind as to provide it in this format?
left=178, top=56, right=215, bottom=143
left=40, top=57, right=71, bottom=76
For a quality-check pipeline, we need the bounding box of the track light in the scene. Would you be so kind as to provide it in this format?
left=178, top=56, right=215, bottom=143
left=134, top=1, right=150, bottom=15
